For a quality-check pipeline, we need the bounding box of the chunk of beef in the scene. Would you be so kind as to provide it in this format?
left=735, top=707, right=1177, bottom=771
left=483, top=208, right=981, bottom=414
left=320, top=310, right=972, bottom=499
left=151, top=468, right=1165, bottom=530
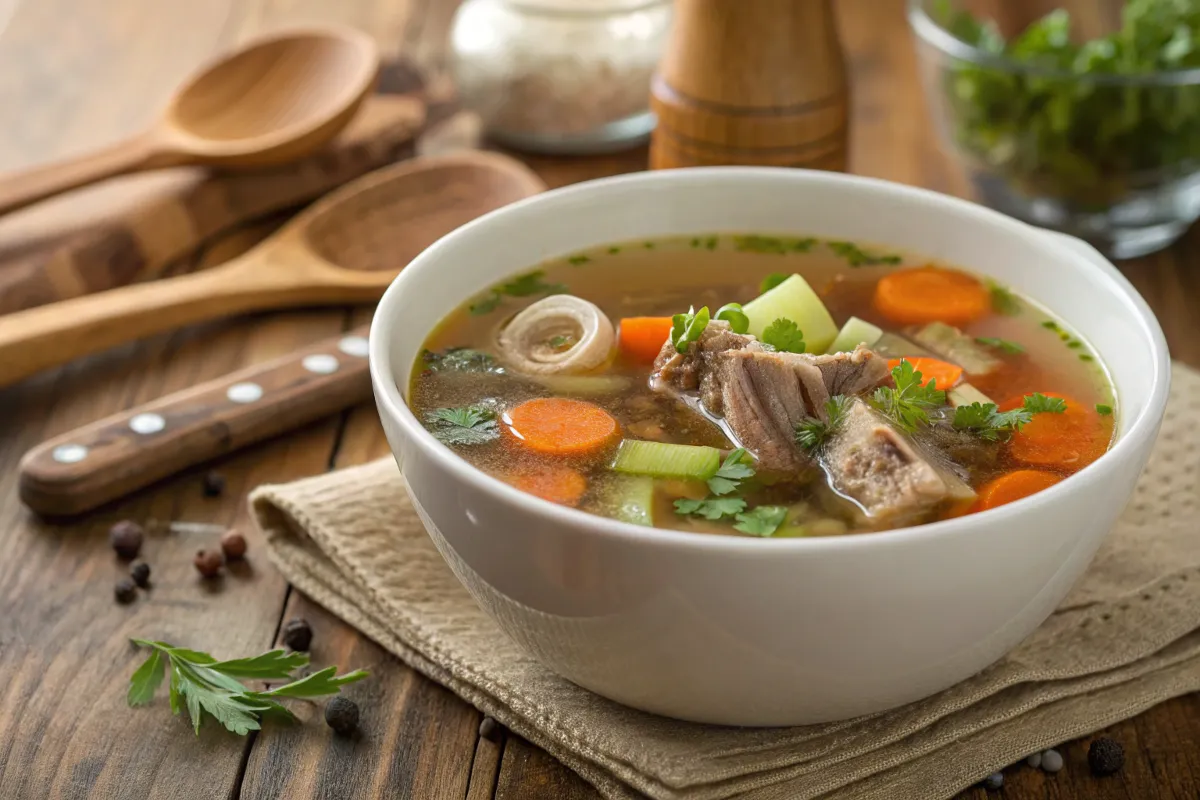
left=652, top=320, right=762, bottom=406
left=823, top=399, right=973, bottom=521
left=914, top=419, right=1001, bottom=480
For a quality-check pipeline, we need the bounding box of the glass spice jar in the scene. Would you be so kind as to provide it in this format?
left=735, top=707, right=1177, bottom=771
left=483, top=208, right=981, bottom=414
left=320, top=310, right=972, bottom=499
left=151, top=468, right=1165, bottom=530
left=450, top=0, right=672, bottom=155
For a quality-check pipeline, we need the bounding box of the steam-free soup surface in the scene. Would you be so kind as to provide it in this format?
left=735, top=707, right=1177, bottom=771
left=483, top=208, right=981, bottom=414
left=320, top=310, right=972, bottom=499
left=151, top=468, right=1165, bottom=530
left=409, top=235, right=1115, bottom=538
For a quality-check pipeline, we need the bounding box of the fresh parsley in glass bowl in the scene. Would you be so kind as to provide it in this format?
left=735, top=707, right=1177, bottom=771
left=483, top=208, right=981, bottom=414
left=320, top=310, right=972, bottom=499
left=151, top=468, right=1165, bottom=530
left=909, top=0, right=1200, bottom=258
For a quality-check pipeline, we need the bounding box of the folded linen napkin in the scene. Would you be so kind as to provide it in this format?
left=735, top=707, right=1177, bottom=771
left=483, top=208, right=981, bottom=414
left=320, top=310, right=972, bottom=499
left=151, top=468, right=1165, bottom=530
left=250, top=363, right=1200, bottom=800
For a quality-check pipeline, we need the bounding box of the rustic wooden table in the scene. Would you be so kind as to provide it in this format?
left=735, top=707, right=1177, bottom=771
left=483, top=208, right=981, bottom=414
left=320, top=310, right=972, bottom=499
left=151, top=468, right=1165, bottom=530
left=1, top=1, right=1199, bottom=798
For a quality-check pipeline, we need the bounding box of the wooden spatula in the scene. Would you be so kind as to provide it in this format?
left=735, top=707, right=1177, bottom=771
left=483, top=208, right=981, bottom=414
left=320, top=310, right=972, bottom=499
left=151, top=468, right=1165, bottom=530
left=0, top=150, right=545, bottom=388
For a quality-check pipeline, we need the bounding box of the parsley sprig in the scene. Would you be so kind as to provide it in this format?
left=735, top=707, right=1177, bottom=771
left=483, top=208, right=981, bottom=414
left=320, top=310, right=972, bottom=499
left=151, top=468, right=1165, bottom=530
left=952, top=393, right=1067, bottom=440
left=128, top=639, right=368, bottom=736
left=795, top=395, right=851, bottom=452
left=423, top=405, right=499, bottom=446
left=870, top=360, right=947, bottom=432
left=674, top=496, right=747, bottom=520
left=706, top=448, right=755, bottom=495
left=733, top=505, right=788, bottom=537
left=761, top=318, right=805, bottom=353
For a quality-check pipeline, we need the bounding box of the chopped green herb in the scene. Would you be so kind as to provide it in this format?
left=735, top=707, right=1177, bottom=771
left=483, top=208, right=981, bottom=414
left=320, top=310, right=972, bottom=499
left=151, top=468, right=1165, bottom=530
left=796, top=395, right=851, bottom=452
left=690, top=237, right=701, bottom=248
left=734, top=505, right=789, bottom=537
left=953, top=393, right=1066, bottom=441
left=1023, top=392, right=1068, bottom=414
left=1041, top=320, right=1061, bottom=331
left=704, top=236, right=719, bottom=250
left=1096, top=403, right=1113, bottom=416
left=870, top=359, right=947, bottom=432
left=423, top=405, right=500, bottom=446
left=1059, top=331, right=1073, bottom=342
left=674, top=496, right=747, bottom=520
left=567, top=254, right=590, bottom=266
left=733, top=235, right=816, bottom=254
left=643, top=241, right=655, bottom=249
left=608, top=246, right=620, bottom=254
left=1066, top=339, right=1083, bottom=349
left=127, top=639, right=367, bottom=736
left=1079, top=354, right=1095, bottom=362
left=547, top=334, right=575, bottom=350
left=499, top=270, right=565, bottom=297
left=975, top=336, right=1025, bottom=355
left=422, top=347, right=504, bottom=374
left=469, top=294, right=503, bottom=315
left=761, top=318, right=806, bottom=353
left=759, top=273, right=788, bottom=293
left=706, top=448, right=756, bottom=496
left=827, top=240, right=903, bottom=267
left=671, top=306, right=711, bottom=354
left=714, top=302, right=750, bottom=334
left=988, top=282, right=1022, bottom=316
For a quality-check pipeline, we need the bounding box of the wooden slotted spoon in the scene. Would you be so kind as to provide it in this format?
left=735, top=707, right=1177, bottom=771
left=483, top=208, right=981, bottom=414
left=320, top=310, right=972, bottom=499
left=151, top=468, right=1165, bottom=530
left=0, top=151, right=547, bottom=387
left=0, top=26, right=381, bottom=215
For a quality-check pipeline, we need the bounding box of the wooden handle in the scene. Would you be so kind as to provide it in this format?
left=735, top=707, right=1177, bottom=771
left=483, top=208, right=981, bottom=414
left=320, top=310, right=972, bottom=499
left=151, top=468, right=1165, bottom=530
left=18, top=325, right=373, bottom=517
left=0, top=249, right=319, bottom=388
left=649, top=0, right=849, bottom=170
left=0, top=133, right=171, bottom=216
left=0, top=94, right=425, bottom=315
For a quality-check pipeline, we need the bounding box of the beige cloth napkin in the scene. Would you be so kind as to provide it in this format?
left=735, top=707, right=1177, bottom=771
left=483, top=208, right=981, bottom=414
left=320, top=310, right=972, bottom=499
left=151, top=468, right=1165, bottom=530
left=251, top=362, right=1200, bottom=800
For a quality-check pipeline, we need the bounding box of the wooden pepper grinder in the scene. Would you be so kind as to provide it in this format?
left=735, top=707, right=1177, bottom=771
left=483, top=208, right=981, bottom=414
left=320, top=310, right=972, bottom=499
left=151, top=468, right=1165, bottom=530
left=650, top=0, right=849, bottom=171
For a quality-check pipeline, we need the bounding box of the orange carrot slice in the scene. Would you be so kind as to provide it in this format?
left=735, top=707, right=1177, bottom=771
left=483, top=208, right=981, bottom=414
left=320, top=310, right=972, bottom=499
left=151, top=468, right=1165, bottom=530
left=874, top=266, right=991, bottom=326
left=618, top=317, right=674, bottom=364
left=508, top=466, right=588, bottom=506
left=972, top=470, right=1063, bottom=512
left=505, top=398, right=619, bottom=456
left=887, top=356, right=963, bottom=389
left=1000, top=392, right=1109, bottom=469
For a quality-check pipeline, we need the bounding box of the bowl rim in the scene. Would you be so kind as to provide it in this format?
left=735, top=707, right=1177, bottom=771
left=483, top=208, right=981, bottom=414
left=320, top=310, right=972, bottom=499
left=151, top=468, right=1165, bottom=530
left=906, top=0, right=1200, bottom=87
left=370, top=166, right=1171, bottom=554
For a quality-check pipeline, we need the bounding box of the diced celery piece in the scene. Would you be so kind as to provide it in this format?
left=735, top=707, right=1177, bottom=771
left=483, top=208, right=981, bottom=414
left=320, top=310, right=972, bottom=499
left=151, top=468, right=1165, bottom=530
left=611, top=440, right=721, bottom=480
left=826, top=316, right=883, bottom=354
left=948, top=383, right=994, bottom=408
left=604, top=475, right=655, bottom=527
left=913, top=322, right=1001, bottom=375
left=742, top=274, right=838, bottom=352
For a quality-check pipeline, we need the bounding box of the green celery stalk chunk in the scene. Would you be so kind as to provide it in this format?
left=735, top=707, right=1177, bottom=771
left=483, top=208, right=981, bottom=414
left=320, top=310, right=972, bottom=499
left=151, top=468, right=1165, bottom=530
left=603, top=475, right=655, bottom=526
left=611, top=440, right=721, bottom=481
left=742, top=274, right=838, bottom=352
left=825, top=316, right=883, bottom=354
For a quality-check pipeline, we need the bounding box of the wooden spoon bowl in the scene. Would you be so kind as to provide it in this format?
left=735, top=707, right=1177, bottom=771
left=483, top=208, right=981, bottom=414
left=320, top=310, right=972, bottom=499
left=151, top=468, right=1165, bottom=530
left=0, top=27, right=381, bottom=214
left=0, top=151, right=547, bottom=388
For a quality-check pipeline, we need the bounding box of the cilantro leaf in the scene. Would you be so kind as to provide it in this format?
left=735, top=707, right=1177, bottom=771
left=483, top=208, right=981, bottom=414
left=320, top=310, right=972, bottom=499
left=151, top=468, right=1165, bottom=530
left=796, top=395, right=851, bottom=452
left=423, top=406, right=499, bottom=446
left=975, top=336, right=1025, bottom=354
left=469, top=293, right=503, bottom=315
left=1023, top=392, right=1067, bottom=414
left=734, top=505, right=788, bottom=537
left=671, top=306, right=711, bottom=354
left=870, top=359, right=947, bottom=431
left=715, top=303, right=750, bottom=334
left=761, top=318, right=805, bottom=353
left=421, top=347, right=504, bottom=374
left=706, top=448, right=756, bottom=495
left=1096, top=403, right=1113, bottom=416
left=674, top=496, right=747, bottom=520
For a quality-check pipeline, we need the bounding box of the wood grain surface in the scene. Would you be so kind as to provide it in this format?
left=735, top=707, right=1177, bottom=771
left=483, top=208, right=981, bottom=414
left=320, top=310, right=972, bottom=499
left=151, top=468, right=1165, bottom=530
left=0, top=1, right=1198, bottom=799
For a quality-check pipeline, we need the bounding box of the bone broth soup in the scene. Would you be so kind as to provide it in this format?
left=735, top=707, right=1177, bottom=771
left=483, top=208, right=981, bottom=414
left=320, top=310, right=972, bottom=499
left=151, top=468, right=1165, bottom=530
left=408, top=234, right=1116, bottom=537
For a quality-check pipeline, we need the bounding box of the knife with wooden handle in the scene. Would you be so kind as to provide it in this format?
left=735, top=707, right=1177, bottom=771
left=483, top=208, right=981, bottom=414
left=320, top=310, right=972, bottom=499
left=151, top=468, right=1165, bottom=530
left=19, top=325, right=374, bottom=517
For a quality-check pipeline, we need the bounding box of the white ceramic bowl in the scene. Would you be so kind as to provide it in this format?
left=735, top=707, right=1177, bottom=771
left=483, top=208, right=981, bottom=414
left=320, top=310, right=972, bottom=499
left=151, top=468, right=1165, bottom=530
left=369, top=168, right=1170, bottom=726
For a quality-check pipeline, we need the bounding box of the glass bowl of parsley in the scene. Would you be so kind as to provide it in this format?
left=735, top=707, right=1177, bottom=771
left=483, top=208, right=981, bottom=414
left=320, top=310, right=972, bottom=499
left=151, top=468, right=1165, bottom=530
left=910, top=0, right=1200, bottom=258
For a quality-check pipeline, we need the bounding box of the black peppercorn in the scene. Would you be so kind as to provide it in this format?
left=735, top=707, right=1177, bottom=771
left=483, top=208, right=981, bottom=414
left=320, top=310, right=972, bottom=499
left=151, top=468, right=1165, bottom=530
left=478, top=716, right=502, bottom=742
left=220, top=529, right=247, bottom=560
left=325, top=696, right=359, bottom=735
left=114, top=577, right=138, bottom=604
left=130, top=561, right=151, bottom=588
left=202, top=471, right=226, bottom=498
left=282, top=618, right=313, bottom=651
left=193, top=549, right=224, bottom=578
left=109, top=520, right=144, bottom=560
left=1088, top=737, right=1124, bottom=776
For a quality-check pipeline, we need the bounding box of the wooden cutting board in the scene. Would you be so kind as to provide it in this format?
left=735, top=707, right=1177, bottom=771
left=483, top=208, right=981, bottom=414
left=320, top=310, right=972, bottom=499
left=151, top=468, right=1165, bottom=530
left=0, top=60, right=434, bottom=314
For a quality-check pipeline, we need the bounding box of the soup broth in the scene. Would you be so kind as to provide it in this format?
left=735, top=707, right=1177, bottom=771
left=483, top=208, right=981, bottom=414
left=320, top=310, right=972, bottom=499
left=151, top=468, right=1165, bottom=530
left=409, top=235, right=1115, bottom=538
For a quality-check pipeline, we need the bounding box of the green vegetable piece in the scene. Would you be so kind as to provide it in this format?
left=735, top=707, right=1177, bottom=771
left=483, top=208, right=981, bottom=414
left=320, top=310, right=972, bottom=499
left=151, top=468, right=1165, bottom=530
left=987, top=282, right=1022, bottom=316
left=706, top=448, right=756, bottom=496
left=759, top=273, right=788, bottom=293
left=734, top=505, right=789, bottom=537
left=423, top=406, right=500, bottom=446
left=948, top=382, right=994, bottom=408
left=605, top=475, right=655, bottom=526
left=671, top=306, right=711, bottom=353
left=761, top=318, right=806, bottom=353
left=826, top=240, right=902, bottom=267
left=1023, top=392, right=1067, bottom=414
left=715, top=303, right=750, bottom=334
left=674, top=496, right=748, bottom=520
left=422, top=347, right=504, bottom=374
left=975, top=336, right=1025, bottom=355
left=1096, top=403, right=1113, bottom=416
left=826, top=316, right=883, bottom=354
left=742, top=274, right=837, bottom=352
left=870, top=359, right=947, bottom=432
left=611, top=440, right=721, bottom=481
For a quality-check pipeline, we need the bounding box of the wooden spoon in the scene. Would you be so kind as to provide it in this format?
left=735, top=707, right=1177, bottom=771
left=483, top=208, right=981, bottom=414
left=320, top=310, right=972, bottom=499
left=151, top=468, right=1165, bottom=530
left=0, top=150, right=547, bottom=387
left=0, top=27, right=381, bottom=215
